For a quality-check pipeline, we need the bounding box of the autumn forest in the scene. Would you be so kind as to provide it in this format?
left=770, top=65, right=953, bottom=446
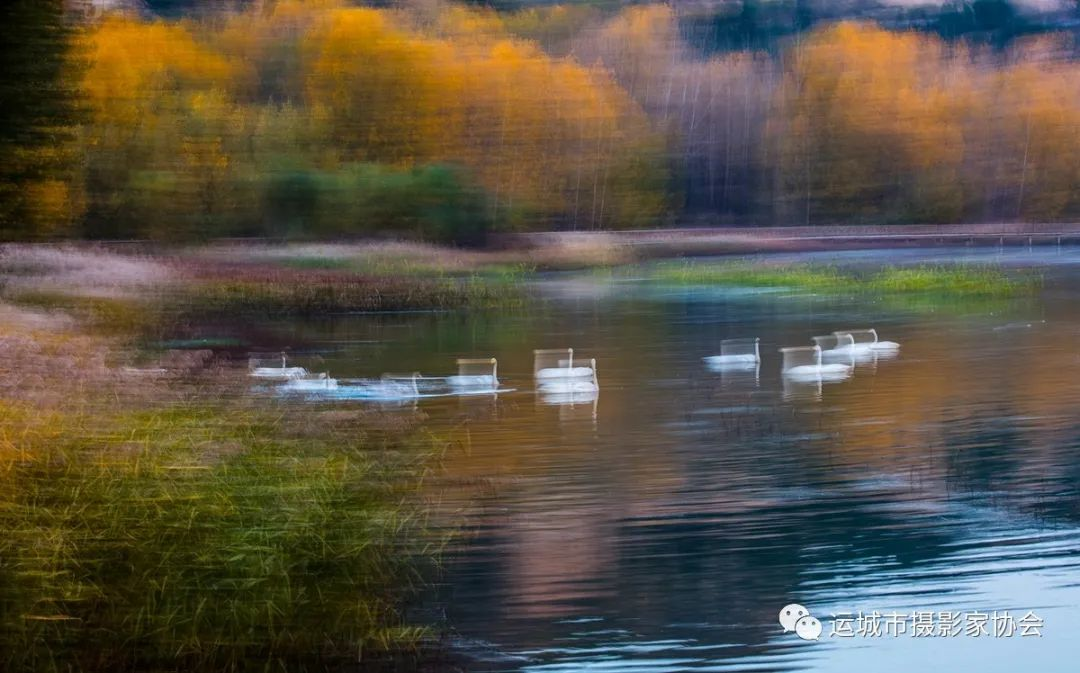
left=3, top=1, right=1079, bottom=242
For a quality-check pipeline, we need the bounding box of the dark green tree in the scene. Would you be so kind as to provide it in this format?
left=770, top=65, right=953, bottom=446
left=0, top=0, right=80, bottom=239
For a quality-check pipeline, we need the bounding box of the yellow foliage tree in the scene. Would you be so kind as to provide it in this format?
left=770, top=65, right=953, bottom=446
left=992, top=53, right=1080, bottom=221
left=79, top=16, right=248, bottom=238
left=777, top=22, right=966, bottom=224
left=302, top=6, right=666, bottom=228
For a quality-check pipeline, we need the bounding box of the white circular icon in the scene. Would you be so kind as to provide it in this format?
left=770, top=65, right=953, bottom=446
left=795, top=615, right=822, bottom=641
left=779, top=603, right=809, bottom=632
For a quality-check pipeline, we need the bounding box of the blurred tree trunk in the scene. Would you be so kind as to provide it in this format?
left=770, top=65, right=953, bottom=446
left=0, top=0, right=82, bottom=239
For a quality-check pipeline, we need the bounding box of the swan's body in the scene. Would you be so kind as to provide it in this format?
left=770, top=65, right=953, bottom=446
left=251, top=366, right=308, bottom=380
left=534, top=348, right=599, bottom=397
left=250, top=354, right=308, bottom=380
left=539, top=389, right=600, bottom=406
left=833, top=329, right=900, bottom=353
left=704, top=353, right=759, bottom=365
left=318, top=374, right=421, bottom=401
left=849, top=340, right=900, bottom=353
left=447, top=374, right=498, bottom=388
left=447, top=358, right=501, bottom=393
left=780, top=345, right=852, bottom=381
left=351, top=381, right=419, bottom=399
left=250, top=353, right=308, bottom=380
left=783, top=363, right=852, bottom=378
left=812, top=334, right=855, bottom=357
left=536, top=366, right=595, bottom=381
left=810, top=333, right=880, bottom=364
left=705, top=338, right=760, bottom=367
left=326, top=377, right=513, bottom=401
left=280, top=374, right=338, bottom=391
left=282, top=358, right=509, bottom=401
left=538, top=378, right=599, bottom=394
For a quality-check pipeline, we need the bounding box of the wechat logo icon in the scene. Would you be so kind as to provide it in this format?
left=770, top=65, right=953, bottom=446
left=779, top=603, right=822, bottom=641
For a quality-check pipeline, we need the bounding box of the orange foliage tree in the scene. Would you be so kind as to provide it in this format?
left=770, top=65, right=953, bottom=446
left=71, top=2, right=668, bottom=238
left=301, top=5, right=667, bottom=229
left=776, top=22, right=967, bottom=224
left=44, top=4, right=1080, bottom=238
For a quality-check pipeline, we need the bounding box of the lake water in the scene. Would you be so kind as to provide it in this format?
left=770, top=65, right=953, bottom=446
left=254, top=248, right=1080, bottom=672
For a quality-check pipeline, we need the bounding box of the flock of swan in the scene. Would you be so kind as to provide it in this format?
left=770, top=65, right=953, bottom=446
left=249, top=329, right=897, bottom=403
left=249, top=347, right=599, bottom=403
left=705, top=328, right=900, bottom=382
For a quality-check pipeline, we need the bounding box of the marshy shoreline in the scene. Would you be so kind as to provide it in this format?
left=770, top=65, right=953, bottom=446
left=500, top=222, right=1080, bottom=258
left=0, top=237, right=1056, bottom=672
left=0, top=245, right=466, bottom=672
left=55, top=220, right=1080, bottom=276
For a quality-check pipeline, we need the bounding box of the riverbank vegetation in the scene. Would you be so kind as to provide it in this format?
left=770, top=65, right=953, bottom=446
left=0, top=293, right=446, bottom=672
left=0, top=244, right=527, bottom=325
left=652, top=262, right=1042, bottom=297
left=176, top=265, right=525, bottom=316
left=867, top=266, right=1041, bottom=297
left=651, top=262, right=849, bottom=292
left=0, top=238, right=1046, bottom=670
left=5, top=1, right=1080, bottom=243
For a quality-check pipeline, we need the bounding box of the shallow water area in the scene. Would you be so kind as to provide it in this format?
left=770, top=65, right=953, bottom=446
left=240, top=247, right=1080, bottom=672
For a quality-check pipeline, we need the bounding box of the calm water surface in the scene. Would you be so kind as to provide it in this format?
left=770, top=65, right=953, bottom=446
left=256, top=248, right=1080, bottom=672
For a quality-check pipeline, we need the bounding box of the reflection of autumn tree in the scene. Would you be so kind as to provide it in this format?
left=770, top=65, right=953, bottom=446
left=821, top=323, right=1080, bottom=479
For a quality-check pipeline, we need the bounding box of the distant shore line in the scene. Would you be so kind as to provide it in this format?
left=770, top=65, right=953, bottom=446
left=498, top=222, right=1080, bottom=258
left=42, top=222, right=1080, bottom=260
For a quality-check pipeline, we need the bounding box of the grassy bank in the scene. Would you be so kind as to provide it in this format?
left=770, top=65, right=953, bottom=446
left=176, top=263, right=527, bottom=317
left=651, top=262, right=848, bottom=291
left=652, top=261, right=1041, bottom=297
left=865, top=265, right=1039, bottom=296
left=0, top=297, right=445, bottom=671
left=0, top=245, right=528, bottom=323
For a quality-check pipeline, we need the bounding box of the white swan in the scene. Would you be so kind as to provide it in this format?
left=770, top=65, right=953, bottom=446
left=811, top=333, right=879, bottom=364
left=534, top=348, right=599, bottom=394
left=367, top=373, right=422, bottom=398
left=447, top=358, right=499, bottom=392
left=324, top=373, right=422, bottom=401
left=539, top=388, right=600, bottom=406
left=780, top=345, right=852, bottom=380
left=287, top=359, right=511, bottom=402
left=833, top=328, right=900, bottom=353
left=249, top=353, right=308, bottom=380
left=704, top=337, right=760, bottom=368
left=280, top=372, right=338, bottom=391
left=538, top=377, right=599, bottom=394
left=811, top=334, right=856, bottom=357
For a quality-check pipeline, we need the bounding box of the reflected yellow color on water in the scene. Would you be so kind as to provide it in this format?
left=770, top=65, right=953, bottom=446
left=252, top=250, right=1080, bottom=671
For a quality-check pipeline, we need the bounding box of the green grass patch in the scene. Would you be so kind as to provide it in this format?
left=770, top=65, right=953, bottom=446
left=866, top=265, right=1041, bottom=297
left=652, top=261, right=849, bottom=291
left=173, top=270, right=525, bottom=317
left=0, top=400, right=443, bottom=672
left=651, top=261, right=1040, bottom=297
